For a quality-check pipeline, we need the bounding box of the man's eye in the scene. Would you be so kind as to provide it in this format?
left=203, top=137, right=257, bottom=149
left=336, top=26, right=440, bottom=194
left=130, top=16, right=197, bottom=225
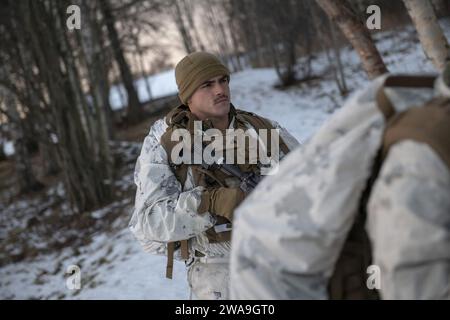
left=202, top=83, right=211, bottom=88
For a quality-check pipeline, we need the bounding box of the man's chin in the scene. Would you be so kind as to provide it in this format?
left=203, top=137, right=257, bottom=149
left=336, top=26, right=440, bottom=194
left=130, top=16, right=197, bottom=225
left=215, top=101, right=230, bottom=113
left=213, top=101, right=230, bottom=113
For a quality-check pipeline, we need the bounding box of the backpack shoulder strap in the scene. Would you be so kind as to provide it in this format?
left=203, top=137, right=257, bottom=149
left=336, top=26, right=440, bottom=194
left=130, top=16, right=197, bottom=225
left=235, top=110, right=290, bottom=155
left=376, top=75, right=436, bottom=119
left=165, top=240, right=189, bottom=279
left=375, top=74, right=450, bottom=170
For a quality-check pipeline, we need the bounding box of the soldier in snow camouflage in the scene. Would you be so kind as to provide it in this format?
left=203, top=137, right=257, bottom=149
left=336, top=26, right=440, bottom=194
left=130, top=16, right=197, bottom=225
left=129, top=52, right=299, bottom=299
left=229, top=72, right=450, bottom=300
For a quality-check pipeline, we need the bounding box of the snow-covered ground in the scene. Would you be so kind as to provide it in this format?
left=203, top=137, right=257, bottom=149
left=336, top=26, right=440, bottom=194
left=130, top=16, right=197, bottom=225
left=109, top=69, right=179, bottom=111
left=0, top=19, right=448, bottom=299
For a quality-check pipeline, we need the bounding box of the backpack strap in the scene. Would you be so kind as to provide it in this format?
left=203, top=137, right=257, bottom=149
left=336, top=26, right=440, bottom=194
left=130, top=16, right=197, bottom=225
left=376, top=75, right=436, bottom=119
left=180, top=239, right=189, bottom=260
left=235, top=110, right=290, bottom=155
left=162, top=107, right=292, bottom=279
left=166, top=242, right=175, bottom=279
left=375, top=74, right=450, bottom=170
left=165, top=240, right=190, bottom=279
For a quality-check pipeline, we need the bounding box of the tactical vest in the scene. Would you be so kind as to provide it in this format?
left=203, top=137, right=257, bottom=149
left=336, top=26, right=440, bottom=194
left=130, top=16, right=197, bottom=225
left=328, top=75, right=450, bottom=299
left=161, top=104, right=290, bottom=278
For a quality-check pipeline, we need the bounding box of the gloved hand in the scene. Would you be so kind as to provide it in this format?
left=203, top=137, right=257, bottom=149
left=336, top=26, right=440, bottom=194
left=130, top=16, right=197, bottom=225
left=198, top=187, right=246, bottom=222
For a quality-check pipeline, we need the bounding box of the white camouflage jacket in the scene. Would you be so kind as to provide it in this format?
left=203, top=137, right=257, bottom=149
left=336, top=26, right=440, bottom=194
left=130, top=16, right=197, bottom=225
left=129, top=112, right=300, bottom=261
left=230, top=74, right=450, bottom=299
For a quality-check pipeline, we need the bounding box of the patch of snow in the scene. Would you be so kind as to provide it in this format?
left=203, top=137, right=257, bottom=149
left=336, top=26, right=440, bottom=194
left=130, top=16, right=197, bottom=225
left=109, top=69, right=178, bottom=110
left=3, top=141, right=14, bottom=156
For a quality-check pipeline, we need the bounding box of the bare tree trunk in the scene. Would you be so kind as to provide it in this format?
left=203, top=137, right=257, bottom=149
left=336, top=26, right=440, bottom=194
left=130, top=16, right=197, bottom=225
left=181, top=0, right=205, bottom=51
left=329, top=21, right=348, bottom=95
left=403, top=0, right=450, bottom=71
left=430, top=0, right=449, bottom=17
left=250, top=0, right=267, bottom=67
left=134, top=37, right=152, bottom=101
left=316, top=0, right=388, bottom=79
left=173, top=0, right=195, bottom=53
left=55, top=7, right=96, bottom=155
left=8, top=2, right=61, bottom=177
left=99, top=0, right=141, bottom=124
left=76, top=1, right=115, bottom=140
left=228, top=20, right=244, bottom=71
left=20, top=0, right=110, bottom=211
left=90, top=11, right=115, bottom=139
left=0, top=142, right=6, bottom=162
left=3, top=90, right=43, bottom=193
left=39, top=141, right=59, bottom=176
left=79, top=0, right=114, bottom=186
left=311, top=2, right=348, bottom=95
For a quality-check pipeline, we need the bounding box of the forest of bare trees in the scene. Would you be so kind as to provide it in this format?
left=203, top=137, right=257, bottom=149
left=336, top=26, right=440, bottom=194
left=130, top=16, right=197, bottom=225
left=0, top=0, right=169, bottom=212
left=0, top=0, right=449, bottom=214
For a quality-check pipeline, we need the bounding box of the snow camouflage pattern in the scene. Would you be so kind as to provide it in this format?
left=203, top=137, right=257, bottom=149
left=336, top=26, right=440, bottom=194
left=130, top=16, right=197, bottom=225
left=368, top=141, right=450, bottom=299
left=129, top=112, right=299, bottom=299
left=230, top=74, right=450, bottom=299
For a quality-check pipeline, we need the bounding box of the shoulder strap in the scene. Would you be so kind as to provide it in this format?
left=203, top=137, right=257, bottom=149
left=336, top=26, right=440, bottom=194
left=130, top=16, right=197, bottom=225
left=165, top=240, right=189, bottom=279
left=376, top=75, right=436, bottom=119
left=165, top=242, right=175, bottom=279
left=235, top=110, right=290, bottom=155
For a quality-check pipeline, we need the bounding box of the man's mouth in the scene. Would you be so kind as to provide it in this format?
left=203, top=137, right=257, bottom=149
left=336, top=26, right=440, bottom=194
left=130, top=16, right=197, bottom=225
left=214, top=97, right=229, bottom=104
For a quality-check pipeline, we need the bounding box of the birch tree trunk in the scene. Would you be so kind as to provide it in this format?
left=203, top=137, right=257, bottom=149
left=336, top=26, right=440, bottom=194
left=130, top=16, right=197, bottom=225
left=403, top=0, right=450, bottom=71
left=315, top=0, right=388, bottom=79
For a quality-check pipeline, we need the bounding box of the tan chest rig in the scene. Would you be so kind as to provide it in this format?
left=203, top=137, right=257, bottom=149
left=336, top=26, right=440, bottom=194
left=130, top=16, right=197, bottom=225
left=160, top=104, right=289, bottom=278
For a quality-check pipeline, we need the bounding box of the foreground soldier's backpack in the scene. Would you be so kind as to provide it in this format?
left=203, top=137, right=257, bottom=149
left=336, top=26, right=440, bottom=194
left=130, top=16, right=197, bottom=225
left=229, top=72, right=450, bottom=299
left=328, top=75, right=450, bottom=299
left=160, top=104, right=290, bottom=279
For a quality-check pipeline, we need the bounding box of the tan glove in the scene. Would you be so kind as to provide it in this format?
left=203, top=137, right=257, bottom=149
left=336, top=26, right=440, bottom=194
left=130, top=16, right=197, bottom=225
left=198, top=187, right=246, bottom=222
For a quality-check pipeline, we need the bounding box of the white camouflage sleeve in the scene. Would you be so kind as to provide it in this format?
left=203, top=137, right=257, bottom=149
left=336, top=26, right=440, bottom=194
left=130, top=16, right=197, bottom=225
left=367, top=141, right=450, bottom=299
left=129, top=119, right=215, bottom=244
left=230, top=76, right=387, bottom=299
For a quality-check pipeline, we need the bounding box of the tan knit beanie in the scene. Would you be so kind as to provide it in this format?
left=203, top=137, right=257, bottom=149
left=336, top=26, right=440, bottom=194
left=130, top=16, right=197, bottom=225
left=175, top=52, right=230, bottom=104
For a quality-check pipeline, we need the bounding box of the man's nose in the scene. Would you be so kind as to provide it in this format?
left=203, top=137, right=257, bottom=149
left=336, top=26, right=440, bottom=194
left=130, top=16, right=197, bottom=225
left=214, top=83, right=226, bottom=95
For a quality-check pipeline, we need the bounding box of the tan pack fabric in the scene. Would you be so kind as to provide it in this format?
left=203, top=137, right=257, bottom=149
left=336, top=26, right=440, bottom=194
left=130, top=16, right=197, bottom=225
left=383, top=97, right=450, bottom=170
left=200, top=187, right=246, bottom=222
left=161, top=104, right=290, bottom=189
left=235, top=110, right=290, bottom=156
left=166, top=240, right=189, bottom=279
left=375, top=74, right=449, bottom=170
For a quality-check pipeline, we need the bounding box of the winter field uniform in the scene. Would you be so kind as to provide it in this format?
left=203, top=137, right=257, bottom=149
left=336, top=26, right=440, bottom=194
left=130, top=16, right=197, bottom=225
left=229, top=73, right=450, bottom=299
left=129, top=102, right=299, bottom=299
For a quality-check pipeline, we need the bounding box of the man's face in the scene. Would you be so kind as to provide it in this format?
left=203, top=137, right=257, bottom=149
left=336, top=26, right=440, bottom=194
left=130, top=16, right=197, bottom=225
left=187, top=75, right=231, bottom=120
